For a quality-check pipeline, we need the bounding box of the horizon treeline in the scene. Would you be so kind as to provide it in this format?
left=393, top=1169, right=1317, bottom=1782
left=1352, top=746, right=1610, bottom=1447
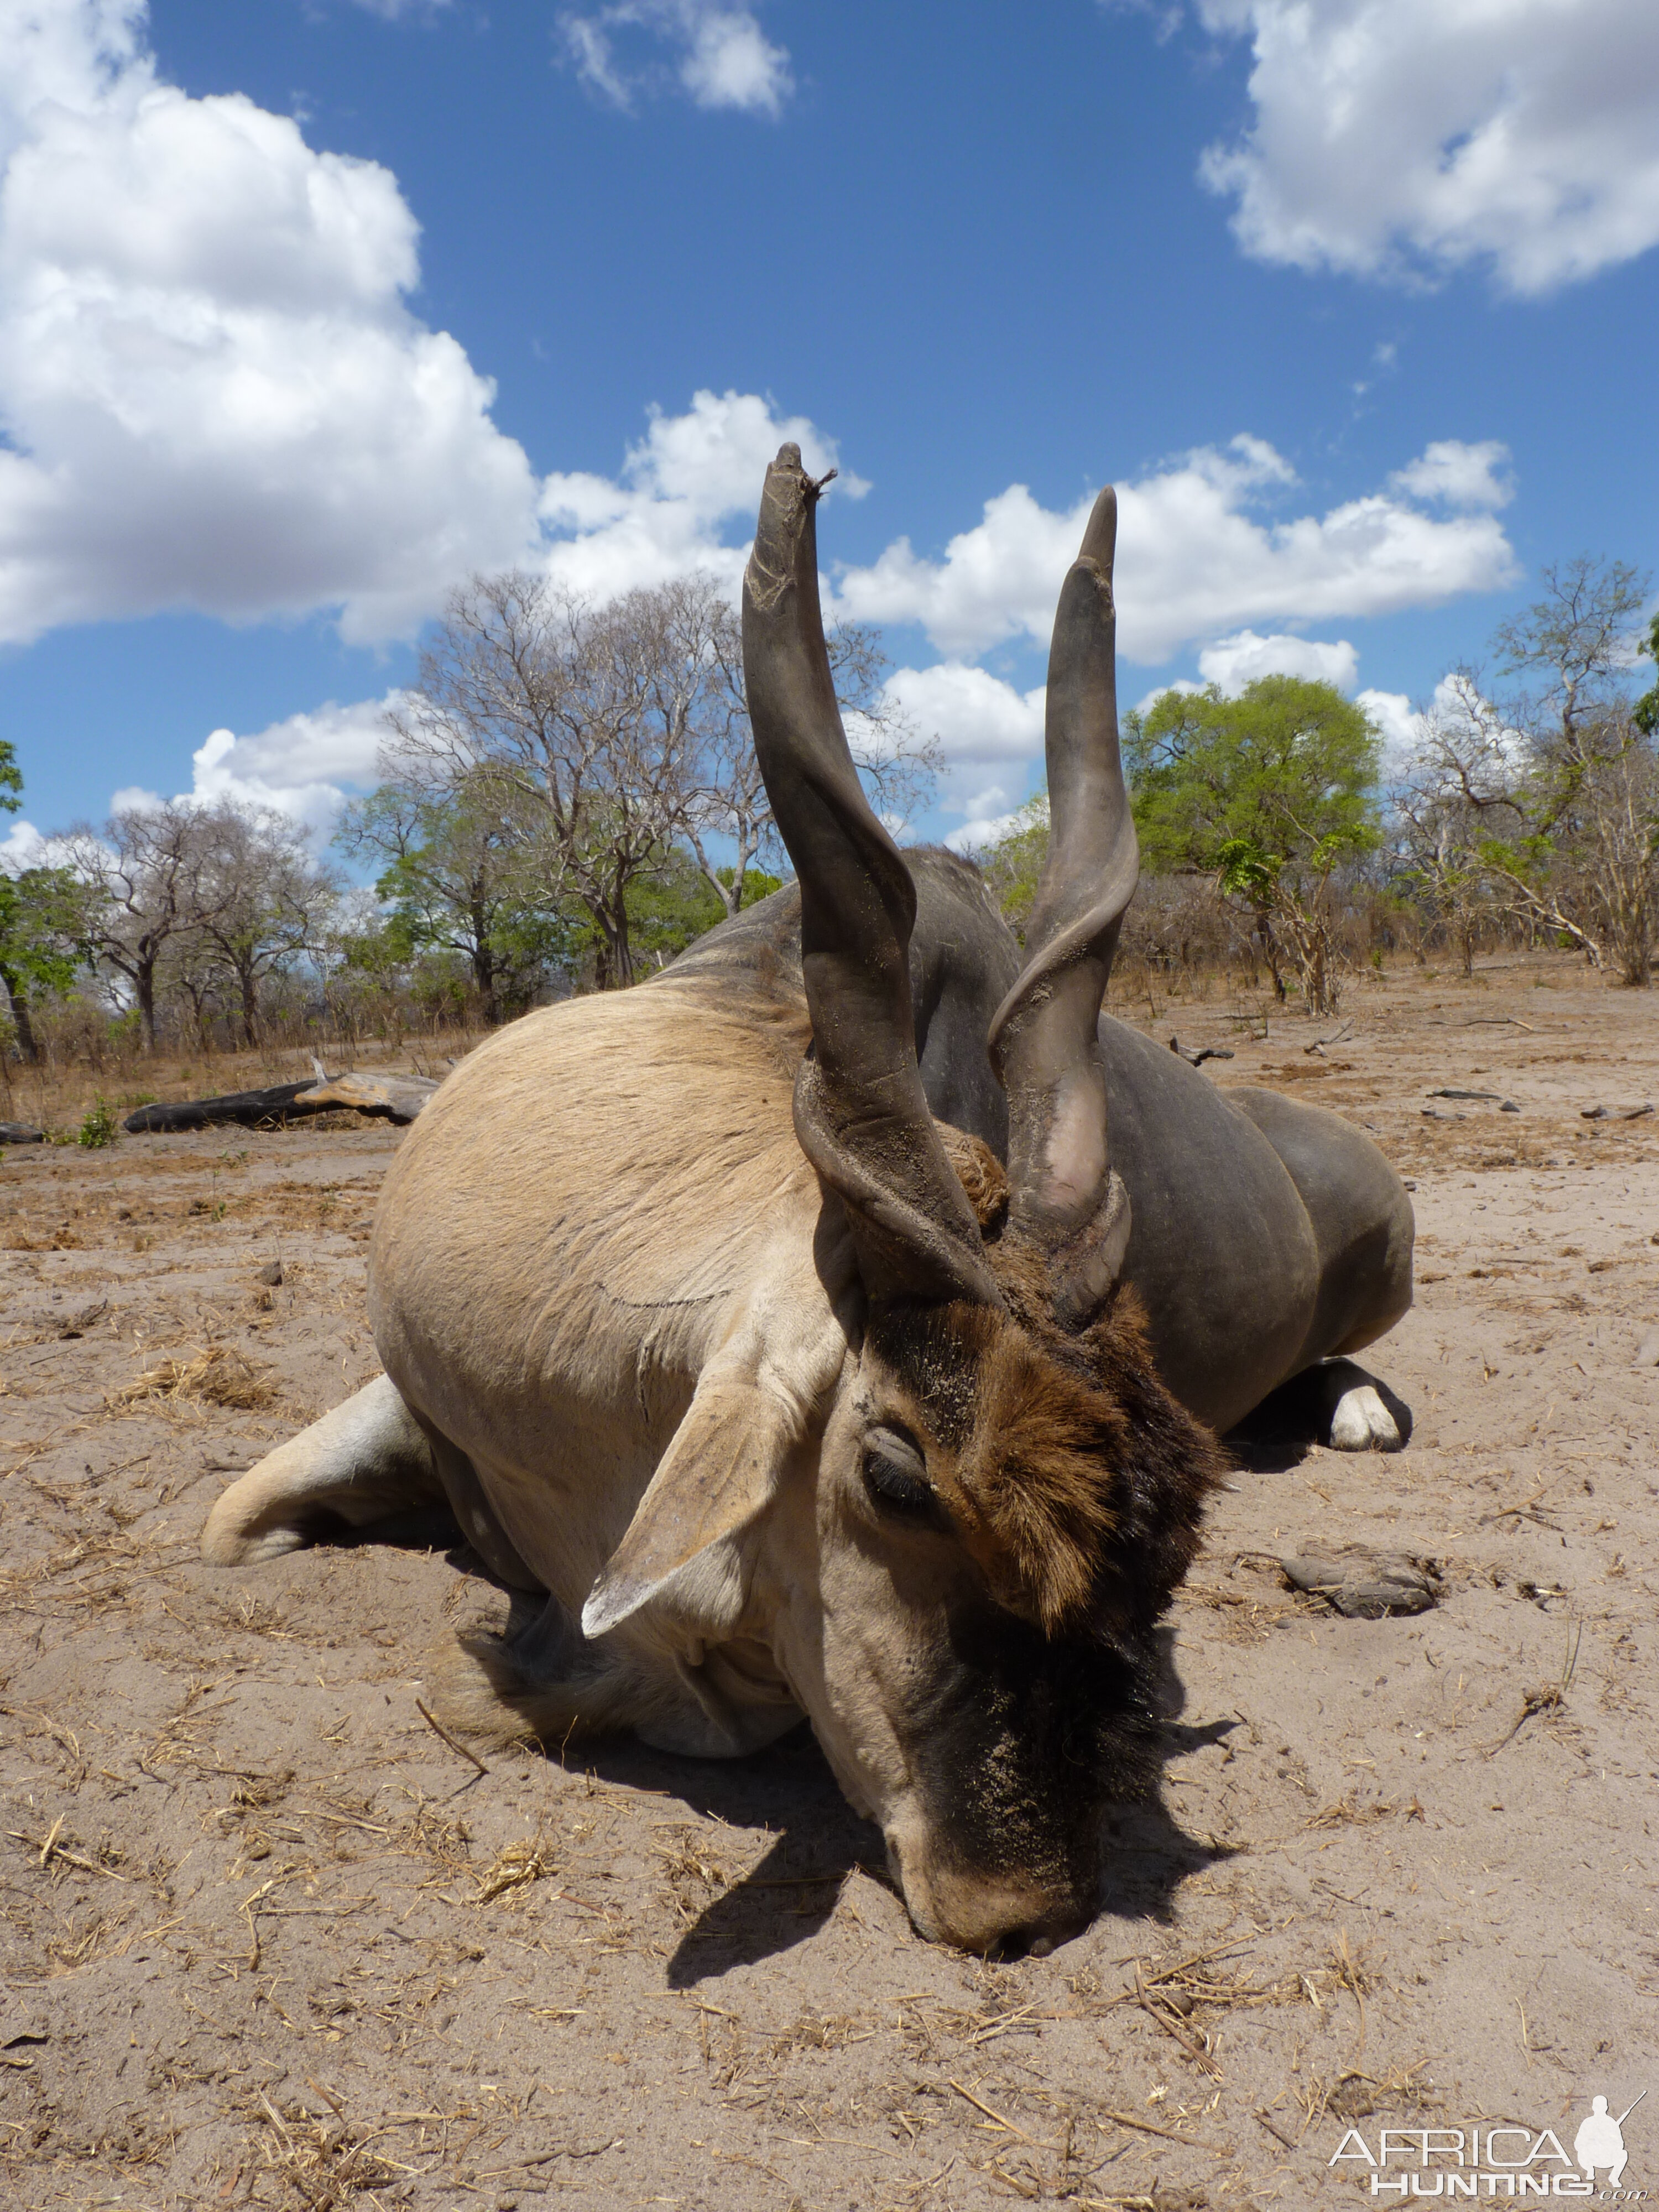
left=3, top=556, right=1655, bottom=1082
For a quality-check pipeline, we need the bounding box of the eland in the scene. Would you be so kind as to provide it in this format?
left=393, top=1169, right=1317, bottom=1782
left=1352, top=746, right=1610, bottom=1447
left=204, top=445, right=1412, bottom=1954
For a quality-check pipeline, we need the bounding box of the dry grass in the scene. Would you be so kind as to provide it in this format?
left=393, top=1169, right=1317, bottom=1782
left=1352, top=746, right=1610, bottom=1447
left=114, top=1343, right=279, bottom=1413
left=472, top=1834, right=556, bottom=1905
left=1304, top=1793, right=1425, bottom=1832
left=1303, top=2061, right=1432, bottom=2123
left=254, top=2089, right=405, bottom=2210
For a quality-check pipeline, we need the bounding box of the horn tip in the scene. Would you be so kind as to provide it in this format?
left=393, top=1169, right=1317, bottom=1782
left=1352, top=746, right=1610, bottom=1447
left=1079, top=484, right=1117, bottom=570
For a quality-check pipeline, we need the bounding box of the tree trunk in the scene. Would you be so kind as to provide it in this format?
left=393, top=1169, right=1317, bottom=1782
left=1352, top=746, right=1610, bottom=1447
left=137, top=961, right=158, bottom=1052
left=470, top=912, right=499, bottom=1022
left=239, top=960, right=259, bottom=1048
left=611, top=901, right=634, bottom=987
left=2, top=971, right=40, bottom=1064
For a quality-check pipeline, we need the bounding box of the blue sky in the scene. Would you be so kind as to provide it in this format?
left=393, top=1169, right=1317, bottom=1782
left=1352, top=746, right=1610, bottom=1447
left=2, top=0, right=1656, bottom=860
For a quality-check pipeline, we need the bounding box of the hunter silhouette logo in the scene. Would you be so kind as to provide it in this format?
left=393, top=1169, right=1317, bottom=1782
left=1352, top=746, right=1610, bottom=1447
left=1574, top=2093, right=1644, bottom=2190
left=1330, top=2090, right=1647, bottom=2195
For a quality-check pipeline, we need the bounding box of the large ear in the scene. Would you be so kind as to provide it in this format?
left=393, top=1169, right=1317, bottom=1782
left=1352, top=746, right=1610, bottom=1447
left=987, top=486, right=1138, bottom=1323
left=581, top=1378, right=796, bottom=1642
left=581, top=1288, right=847, bottom=1641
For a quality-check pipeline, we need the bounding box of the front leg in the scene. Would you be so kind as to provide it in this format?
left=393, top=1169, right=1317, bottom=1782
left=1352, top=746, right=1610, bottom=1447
left=201, top=1375, right=451, bottom=1562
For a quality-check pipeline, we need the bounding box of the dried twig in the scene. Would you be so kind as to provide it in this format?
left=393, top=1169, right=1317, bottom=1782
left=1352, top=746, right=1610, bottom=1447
left=1489, top=1617, right=1581, bottom=1754
left=947, top=2079, right=1047, bottom=2148
left=1096, top=2106, right=1229, bottom=2151
left=414, top=1697, right=489, bottom=1778
left=8, top=1820, right=129, bottom=1881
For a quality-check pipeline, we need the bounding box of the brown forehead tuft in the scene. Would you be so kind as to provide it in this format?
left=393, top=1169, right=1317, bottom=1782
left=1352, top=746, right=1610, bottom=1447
left=868, top=1276, right=1225, bottom=1636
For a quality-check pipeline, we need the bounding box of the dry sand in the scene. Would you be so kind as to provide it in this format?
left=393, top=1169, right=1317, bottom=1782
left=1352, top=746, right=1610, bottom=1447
left=2, top=954, right=1656, bottom=2212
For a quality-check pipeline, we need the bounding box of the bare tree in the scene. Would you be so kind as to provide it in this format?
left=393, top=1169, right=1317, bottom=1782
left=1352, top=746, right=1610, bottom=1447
left=191, top=804, right=340, bottom=1045
left=386, top=569, right=939, bottom=975
left=63, top=804, right=225, bottom=1051
left=1405, top=563, right=1659, bottom=987
left=384, top=573, right=713, bottom=987
left=1493, top=556, right=1650, bottom=759
left=1396, top=672, right=1524, bottom=975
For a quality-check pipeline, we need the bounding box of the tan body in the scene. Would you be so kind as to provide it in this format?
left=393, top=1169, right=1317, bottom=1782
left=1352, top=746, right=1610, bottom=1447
left=370, top=974, right=847, bottom=1763
left=208, top=958, right=1183, bottom=1947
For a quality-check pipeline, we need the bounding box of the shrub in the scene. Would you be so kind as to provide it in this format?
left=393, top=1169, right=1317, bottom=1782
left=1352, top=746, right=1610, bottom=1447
left=77, top=1096, right=119, bottom=1149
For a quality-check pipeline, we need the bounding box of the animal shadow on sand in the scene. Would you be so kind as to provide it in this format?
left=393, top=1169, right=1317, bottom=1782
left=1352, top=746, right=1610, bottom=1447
left=577, top=1614, right=1227, bottom=1981
left=380, top=1532, right=1232, bottom=1979
left=572, top=1726, right=1228, bottom=1984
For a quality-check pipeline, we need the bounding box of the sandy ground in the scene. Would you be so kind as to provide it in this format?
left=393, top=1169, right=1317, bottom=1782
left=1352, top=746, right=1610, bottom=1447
left=2, top=955, right=1656, bottom=2212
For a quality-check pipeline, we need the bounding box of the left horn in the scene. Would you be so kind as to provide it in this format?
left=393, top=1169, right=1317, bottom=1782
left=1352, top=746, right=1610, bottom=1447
left=743, top=444, right=1000, bottom=1308
left=987, top=487, right=1138, bottom=1322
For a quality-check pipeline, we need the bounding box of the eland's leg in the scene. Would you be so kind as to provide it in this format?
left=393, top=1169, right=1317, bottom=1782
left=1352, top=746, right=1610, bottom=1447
left=1228, top=1088, right=1416, bottom=1449
left=1313, top=1356, right=1412, bottom=1452
left=201, top=1375, right=453, bottom=1563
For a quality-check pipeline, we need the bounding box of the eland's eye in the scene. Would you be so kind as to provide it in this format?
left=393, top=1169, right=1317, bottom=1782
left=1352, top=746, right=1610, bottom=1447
left=860, top=1425, right=936, bottom=1516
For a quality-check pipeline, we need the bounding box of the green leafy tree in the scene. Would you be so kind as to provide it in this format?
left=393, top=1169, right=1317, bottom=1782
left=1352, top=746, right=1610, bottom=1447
left=975, top=791, right=1050, bottom=945
left=0, top=867, right=91, bottom=1064
left=618, top=851, right=782, bottom=974
left=1124, top=676, right=1383, bottom=1014
left=1631, top=609, right=1659, bottom=738
left=0, top=742, right=93, bottom=1063
left=337, top=774, right=566, bottom=1019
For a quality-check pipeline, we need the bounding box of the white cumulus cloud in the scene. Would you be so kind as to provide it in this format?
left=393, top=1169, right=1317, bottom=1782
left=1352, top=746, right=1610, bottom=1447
left=178, top=698, right=397, bottom=838
left=106, top=696, right=398, bottom=842
left=539, top=387, right=858, bottom=603
left=831, top=436, right=1517, bottom=663
left=883, top=662, right=1047, bottom=766
left=1194, top=0, right=1659, bottom=294
left=875, top=664, right=1047, bottom=848
left=1355, top=686, right=1420, bottom=781
left=560, top=2, right=792, bottom=117
left=0, top=0, right=540, bottom=645
left=1389, top=440, right=1514, bottom=510
left=1196, top=629, right=1358, bottom=693
left=1, top=815, right=50, bottom=870
left=943, top=798, right=1030, bottom=856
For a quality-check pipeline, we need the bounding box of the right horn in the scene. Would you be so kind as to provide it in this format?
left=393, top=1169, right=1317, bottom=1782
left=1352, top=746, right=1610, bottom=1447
left=986, top=487, right=1139, bottom=1324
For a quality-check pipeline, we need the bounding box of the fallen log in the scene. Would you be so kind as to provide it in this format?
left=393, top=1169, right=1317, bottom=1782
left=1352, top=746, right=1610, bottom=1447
left=1167, top=1035, right=1235, bottom=1067
left=124, top=1071, right=439, bottom=1134
left=0, top=1122, right=44, bottom=1144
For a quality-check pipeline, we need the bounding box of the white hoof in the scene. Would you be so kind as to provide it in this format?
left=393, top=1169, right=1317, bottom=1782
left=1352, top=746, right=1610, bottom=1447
left=1329, top=1383, right=1404, bottom=1452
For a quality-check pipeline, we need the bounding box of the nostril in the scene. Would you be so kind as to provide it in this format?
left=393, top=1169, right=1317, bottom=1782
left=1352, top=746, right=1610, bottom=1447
left=988, top=1912, right=1082, bottom=1961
